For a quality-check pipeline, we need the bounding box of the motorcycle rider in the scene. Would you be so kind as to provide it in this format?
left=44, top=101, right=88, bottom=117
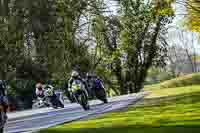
left=34, top=82, right=50, bottom=108
left=43, top=81, right=56, bottom=101
left=68, top=71, right=88, bottom=101
left=86, top=73, right=95, bottom=99
left=0, top=80, right=8, bottom=132
left=94, top=75, right=105, bottom=90
left=92, top=75, right=108, bottom=103
left=35, top=83, right=45, bottom=98
left=43, top=81, right=64, bottom=108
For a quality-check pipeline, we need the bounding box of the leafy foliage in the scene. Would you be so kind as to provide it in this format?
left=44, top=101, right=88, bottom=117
left=0, top=0, right=175, bottom=110
left=185, top=0, right=200, bottom=32
left=118, top=0, right=174, bottom=92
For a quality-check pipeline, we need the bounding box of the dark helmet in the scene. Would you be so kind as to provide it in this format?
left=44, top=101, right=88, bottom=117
left=86, top=72, right=92, bottom=78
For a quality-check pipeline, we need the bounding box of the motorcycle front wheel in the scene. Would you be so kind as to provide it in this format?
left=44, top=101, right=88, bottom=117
left=80, top=93, right=90, bottom=111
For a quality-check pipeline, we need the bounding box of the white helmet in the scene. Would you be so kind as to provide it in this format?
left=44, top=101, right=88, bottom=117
left=71, top=71, right=79, bottom=77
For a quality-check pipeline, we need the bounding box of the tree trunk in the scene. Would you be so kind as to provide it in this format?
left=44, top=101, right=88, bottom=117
left=128, top=82, right=134, bottom=93
left=134, top=17, right=162, bottom=93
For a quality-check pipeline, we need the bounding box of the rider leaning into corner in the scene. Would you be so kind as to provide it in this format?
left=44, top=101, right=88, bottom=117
left=43, top=81, right=57, bottom=100
left=0, top=80, right=8, bottom=133
left=35, top=81, right=55, bottom=101
left=35, top=80, right=64, bottom=108
left=87, top=73, right=108, bottom=103
left=85, top=73, right=96, bottom=99
left=68, top=70, right=89, bottom=102
left=35, top=82, right=45, bottom=98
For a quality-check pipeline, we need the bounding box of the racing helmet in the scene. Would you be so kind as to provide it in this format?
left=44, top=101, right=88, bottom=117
left=71, top=71, right=79, bottom=78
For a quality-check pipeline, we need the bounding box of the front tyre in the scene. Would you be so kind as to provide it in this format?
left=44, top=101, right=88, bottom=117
left=81, top=91, right=90, bottom=111
left=82, top=102, right=90, bottom=110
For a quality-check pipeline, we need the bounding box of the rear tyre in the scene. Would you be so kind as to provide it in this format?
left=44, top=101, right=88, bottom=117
left=50, top=97, right=58, bottom=109
left=82, top=103, right=90, bottom=110
left=99, top=89, right=108, bottom=104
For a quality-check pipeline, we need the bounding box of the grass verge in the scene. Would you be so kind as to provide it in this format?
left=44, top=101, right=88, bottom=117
left=159, top=73, right=200, bottom=89
left=40, top=85, right=200, bottom=133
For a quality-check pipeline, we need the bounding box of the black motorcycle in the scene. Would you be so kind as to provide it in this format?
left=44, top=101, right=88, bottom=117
left=94, top=87, right=108, bottom=103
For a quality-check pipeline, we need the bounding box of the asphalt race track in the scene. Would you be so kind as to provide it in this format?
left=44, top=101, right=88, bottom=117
left=4, top=92, right=147, bottom=133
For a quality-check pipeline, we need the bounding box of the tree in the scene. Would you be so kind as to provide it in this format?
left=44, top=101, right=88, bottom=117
left=3, top=0, right=98, bottom=110
left=90, top=0, right=174, bottom=94
left=0, top=0, right=176, bottom=110
left=0, top=6, right=25, bottom=80
left=119, top=0, right=174, bottom=93
left=92, top=14, right=123, bottom=94
left=167, top=28, right=199, bottom=75
left=7, top=0, right=97, bottom=80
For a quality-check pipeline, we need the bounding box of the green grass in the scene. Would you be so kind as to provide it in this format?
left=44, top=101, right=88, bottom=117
left=144, top=83, right=160, bottom=90
left=40, top=85, right=200, bottom=133
left=146, top=85, right=200, bottom=98
left=160, top=73, right=200, bottom=88
left=145, top=73, right=200, bottom=90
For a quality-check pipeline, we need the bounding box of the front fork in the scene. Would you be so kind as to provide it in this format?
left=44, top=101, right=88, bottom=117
left=71, top=89, right=88, bottom=104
